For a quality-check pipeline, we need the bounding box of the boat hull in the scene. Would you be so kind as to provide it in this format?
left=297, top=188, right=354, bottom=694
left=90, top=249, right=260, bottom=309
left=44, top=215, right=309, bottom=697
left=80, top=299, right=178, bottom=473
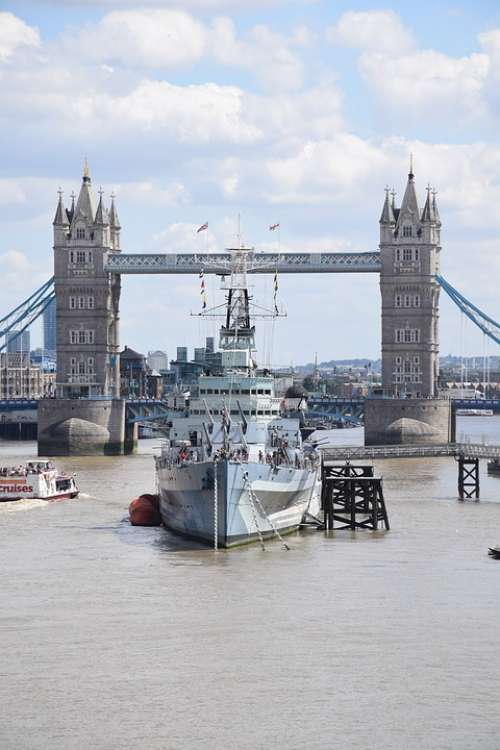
left=157, top=459, right=318, bottom=548
left=0, top=490, right=79, bottom=503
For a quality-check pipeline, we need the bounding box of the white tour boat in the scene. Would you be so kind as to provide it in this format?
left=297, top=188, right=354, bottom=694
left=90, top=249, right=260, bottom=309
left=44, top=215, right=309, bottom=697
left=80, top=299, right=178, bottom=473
left=0, top=462, right=79, bottom=502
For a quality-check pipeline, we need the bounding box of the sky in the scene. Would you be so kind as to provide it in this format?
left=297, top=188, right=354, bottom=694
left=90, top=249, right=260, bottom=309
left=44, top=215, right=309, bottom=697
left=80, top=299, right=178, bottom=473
left=1, top=0, right=500, bottom=366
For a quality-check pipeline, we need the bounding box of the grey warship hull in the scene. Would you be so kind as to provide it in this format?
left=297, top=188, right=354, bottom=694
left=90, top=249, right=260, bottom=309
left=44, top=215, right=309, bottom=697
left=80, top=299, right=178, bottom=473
left=157, top=458, right=318, bottom=548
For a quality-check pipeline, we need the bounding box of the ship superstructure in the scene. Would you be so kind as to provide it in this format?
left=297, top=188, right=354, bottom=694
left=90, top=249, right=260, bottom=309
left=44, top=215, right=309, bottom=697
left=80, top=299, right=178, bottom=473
left=155, top=247, right=321, bottom=548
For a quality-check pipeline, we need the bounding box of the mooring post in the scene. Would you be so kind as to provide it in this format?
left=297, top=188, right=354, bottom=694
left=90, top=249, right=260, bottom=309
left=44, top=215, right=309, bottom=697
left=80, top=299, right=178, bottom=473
left=349, top=479, right=356, bottom=530
left=372, top=482, right=378, bottom=530
left=458, top=457, right=480, bottom=501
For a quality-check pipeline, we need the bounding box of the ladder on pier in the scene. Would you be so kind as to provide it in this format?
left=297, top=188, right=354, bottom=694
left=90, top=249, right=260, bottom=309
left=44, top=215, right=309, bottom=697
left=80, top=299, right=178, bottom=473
left=321, top=462, right=390, bottom=531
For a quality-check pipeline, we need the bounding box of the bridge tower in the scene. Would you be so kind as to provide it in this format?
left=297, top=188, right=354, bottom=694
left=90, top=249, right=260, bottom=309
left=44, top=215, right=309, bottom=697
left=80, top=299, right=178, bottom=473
left=379, top=161, right=441, bottom=397
left=52, top=162, right=121, bottom=398
left=38, top=163, right=135, bottom=456
left=365, top=161, right=452, bottom=445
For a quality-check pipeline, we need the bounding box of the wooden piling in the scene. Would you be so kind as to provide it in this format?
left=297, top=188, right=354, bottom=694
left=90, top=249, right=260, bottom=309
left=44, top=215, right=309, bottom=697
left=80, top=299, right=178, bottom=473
left=321, top=462, right=390, bottom=531
left=457, top=457, right=480, bottom=501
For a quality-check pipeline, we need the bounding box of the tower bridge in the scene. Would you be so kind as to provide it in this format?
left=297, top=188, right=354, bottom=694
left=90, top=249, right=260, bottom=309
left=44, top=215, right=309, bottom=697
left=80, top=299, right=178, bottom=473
left=1, top=161, right=498, bottom=455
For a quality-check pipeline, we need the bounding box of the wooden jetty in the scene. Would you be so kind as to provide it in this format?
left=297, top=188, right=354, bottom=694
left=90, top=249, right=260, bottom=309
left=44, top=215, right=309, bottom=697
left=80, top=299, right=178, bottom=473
left=318, top=462, right=390, bottom=531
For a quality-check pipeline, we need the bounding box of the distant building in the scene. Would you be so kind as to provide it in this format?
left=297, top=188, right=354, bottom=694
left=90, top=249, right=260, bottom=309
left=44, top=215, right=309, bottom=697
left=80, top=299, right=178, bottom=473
left=120, top=346, right=148, bottom=398
left=147, top=350, right=168, bottom=372
left=169, top=358, right=204, bottom=387
left=205, top=337, right=215, bottom=354
left=0, top=353, right=55, bottom=398
left=194, top=347, right=206, bottom=363
left=176, top=346, right=188, bottom=363
left=7, top=329, right=30, bottom=354
left=43, top=298, right=56, bottom=357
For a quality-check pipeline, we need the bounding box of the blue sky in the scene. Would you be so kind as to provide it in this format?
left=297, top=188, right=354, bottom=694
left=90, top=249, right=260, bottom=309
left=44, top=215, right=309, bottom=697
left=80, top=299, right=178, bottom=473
left=1, top=0, right=499, bottom=364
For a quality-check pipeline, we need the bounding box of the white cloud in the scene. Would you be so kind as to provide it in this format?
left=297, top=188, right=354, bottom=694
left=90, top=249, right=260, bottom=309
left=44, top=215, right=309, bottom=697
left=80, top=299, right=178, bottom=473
left=359, top=49, right=488, bottom=120
left=111, top=180, right=191, bottom=206
left=327, top=11, right=491, bottom=127
left=248, top=81, right=343, bottom=142
left=0, top=12, right=40, bottom=62
left=211, top=18, right=304, bottom=89
left=153, top=222, right=219, bottom=252
left=0, top=179, right=27, bottom=206
left=327, top=10, right=415, bottom=55
left=266, top=134, right=389, bottom=203
left=104, top=79, right=261, bottom=142
left=47, top=0, right=295, bottom=8
left=1, top=249, right=32, bottom=272
left=0, top=64, right=262, bottom=144
left=66, top=9, right=305, bottom=90
left=73, top=9, right=207, bottom=68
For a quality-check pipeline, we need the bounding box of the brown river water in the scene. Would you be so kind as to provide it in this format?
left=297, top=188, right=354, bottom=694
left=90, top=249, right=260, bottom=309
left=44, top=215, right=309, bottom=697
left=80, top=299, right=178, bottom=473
left=1, top=416, right=500, bottom=750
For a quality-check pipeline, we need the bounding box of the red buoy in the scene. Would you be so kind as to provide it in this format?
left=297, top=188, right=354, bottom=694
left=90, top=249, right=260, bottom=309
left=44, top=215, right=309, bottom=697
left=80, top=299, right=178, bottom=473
left=129, top=494, right=161, bottom=526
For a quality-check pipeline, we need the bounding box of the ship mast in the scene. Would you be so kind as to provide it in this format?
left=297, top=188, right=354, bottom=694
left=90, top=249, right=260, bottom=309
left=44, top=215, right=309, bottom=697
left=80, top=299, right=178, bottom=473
left=219, top=248, right=255, bottom=354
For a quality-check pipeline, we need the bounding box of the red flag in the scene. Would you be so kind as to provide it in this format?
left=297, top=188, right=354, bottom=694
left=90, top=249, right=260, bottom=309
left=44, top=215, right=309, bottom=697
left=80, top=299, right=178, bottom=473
left=269, top=223, right=280, bottom=231
left=197, top=222, right=208, bottom=233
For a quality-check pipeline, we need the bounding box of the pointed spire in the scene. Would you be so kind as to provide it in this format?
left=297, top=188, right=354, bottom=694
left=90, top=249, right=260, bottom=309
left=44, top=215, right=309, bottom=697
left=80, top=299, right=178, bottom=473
left=83, top=157, right=90, bottom=183
left=67, top=191, right=75, bottom=224
left=53, top=189, right=69, bottom=226
left=73, top=162, right=97, bottom=224
left=421, top=184, right=433, bottom=223
left=109, top=192, right=121, bottom=229
left=396, top=157, right=420, bottom=228
left=432, top=188, right=441, bottom=226
left=94, top=188, right=108, bottom=225
left=380, top=186, right=395, bottom=224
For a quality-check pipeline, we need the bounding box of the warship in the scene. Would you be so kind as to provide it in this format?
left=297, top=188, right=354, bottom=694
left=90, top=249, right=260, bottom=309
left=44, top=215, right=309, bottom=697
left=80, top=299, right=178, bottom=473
left=155, top=247, right=321, bottom=548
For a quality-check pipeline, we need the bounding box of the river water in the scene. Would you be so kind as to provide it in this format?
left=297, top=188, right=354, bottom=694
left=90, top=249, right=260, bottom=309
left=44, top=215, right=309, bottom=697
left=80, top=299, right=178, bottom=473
left=1, top=417, right=500, bottom=750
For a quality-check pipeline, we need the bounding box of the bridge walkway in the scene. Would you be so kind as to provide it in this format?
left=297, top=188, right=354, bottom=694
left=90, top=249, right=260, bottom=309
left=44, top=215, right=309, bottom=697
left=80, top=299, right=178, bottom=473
left=321, top=443, right=500, bottom=462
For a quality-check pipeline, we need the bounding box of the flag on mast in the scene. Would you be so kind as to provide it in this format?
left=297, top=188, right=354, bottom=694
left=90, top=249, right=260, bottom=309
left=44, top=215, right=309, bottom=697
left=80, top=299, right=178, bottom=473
left=269, top=223, right=280, bottom=231
left=197, top=222, right=208, bottom=233
left=200, top=269, right=207, bottom=310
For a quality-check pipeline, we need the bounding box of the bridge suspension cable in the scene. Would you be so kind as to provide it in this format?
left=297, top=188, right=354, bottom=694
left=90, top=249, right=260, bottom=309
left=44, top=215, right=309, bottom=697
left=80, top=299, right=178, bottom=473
left=437, top=275, right=500, bottom=346
left=0, top=277, right=55, bottom=353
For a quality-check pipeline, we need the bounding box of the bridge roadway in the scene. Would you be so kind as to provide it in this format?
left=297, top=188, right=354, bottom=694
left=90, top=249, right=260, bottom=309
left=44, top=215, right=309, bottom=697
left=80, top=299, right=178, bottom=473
left=320, top=443, right=500, bottom=461
left=104, top=251, right=382, bottom=275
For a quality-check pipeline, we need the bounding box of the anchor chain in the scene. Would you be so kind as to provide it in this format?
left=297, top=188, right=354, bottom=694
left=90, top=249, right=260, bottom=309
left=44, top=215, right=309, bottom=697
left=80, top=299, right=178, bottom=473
left=244, top=473, right=266, bottom=551
left=243, top=470, right=290, bottom=551
left=213, top=457, right=219, bottom=550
